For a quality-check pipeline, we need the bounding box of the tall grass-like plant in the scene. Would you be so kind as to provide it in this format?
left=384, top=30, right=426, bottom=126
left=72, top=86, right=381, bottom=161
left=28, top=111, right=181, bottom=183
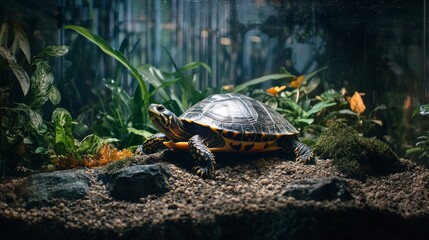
left=64, top=25, right=149, bottom=125
left=65, top=25, right=212, bottom=147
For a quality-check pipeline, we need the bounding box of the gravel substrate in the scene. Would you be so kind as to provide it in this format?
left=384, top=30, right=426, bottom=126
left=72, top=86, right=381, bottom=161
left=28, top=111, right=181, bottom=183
left=0, top=150, right=429, bottom=240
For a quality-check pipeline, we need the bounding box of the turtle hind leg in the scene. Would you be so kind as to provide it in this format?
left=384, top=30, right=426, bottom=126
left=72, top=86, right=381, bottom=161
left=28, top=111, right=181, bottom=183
left=188, top=135, right=216, bottom=178
left=278, top=136, right=314, bottom=164
left=137, top=133, right=169, bottom=155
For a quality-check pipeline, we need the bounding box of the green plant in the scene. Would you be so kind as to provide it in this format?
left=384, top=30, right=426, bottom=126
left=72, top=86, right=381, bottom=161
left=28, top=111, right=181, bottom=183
left=64, top=25, right=149, bottom=124
left=43, top=108, right=120, bottom=169
left=405, top=104, right=429, bottom=166
left=337, top=91, right=386, bottom=137
left=138, top=51, right=213, bottom=115
left=0, top=21, right=69, bottom=175
left=64, top=25, right=212, bottom=148
left=232, top=64, right=390, bottom=150
left=239, top=67, right=335, bottom=136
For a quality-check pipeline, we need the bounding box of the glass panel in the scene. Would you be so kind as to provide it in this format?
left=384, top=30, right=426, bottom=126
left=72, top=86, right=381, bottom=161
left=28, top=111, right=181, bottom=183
left=1, top=0, right=427, bottom=157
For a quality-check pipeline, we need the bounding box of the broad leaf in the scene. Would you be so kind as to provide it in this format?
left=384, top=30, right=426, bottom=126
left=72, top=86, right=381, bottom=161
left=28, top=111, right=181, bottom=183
left=303, top=101, right=336, bottom=118
left=419, top=104, right=429, bottom=116
left=233, top=73, right=295, bottom=93
left=28, top=108, right=43, bottom=129
left=77, top=134, right=102, bottom=155
left=127, top=127, right=153, bottom=138
left=303, top=77, right=320, bottom=93
left=371, top=119, right=383, bottom=126
left=38, top=45, right=70, bottom=58
left=13, top=26, right=31, bottom=63
left=52, top=108, right=80, bottom=159
left=296, top=118, right=314, bottom=125
left=265, top=97, right=278, bottom=110
left=14, top=103, right=43, bottom=129
left=339, top=109, right=359, bottom=117
left=281, top=97, right=304, bottom=116
left=48, top=85, right=61, bottom=105
left=26, top=61, right=54, bottom=109
left=179, top=61, right=212, bottom=74
left=405, top=147, right=421, bottom=158
left=0, top=46, right=30, bottom=95
left=35, top=147, right=48, bottom=154
left=65, top=25, right=148, bottom=116
left=0, top=23, right=8, bottom=47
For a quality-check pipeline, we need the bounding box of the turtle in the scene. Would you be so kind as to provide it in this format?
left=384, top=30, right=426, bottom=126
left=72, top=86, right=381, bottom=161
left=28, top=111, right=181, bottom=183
left=140, top=93, right=314, bottom=178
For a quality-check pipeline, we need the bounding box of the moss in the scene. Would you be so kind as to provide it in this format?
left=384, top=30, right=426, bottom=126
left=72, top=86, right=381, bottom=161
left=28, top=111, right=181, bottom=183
left=314, top=122, right=400, bottom=178
left=101, top=157, right=137, bottom=175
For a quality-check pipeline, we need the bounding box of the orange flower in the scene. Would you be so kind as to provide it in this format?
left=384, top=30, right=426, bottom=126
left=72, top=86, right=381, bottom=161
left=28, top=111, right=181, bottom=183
left=347, top=91, right=366, bottom=115
left=83, top=144, right=133, bottom=168
left=266, top=86, right=286, bottom=96
left=289, top=75, right=305, bottom=88
left=99, top=144, right=133, bottom=164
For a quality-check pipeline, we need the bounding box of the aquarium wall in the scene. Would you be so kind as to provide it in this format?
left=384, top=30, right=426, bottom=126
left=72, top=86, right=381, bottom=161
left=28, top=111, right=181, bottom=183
left=1, top=0, right=428, bottom=159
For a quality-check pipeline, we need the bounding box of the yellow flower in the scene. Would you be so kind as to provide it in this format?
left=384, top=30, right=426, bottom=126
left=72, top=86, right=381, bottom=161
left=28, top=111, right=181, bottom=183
left=222, top=84, right=235, bottom=91
left=266, top=86, right=286, bottom=96
left=289, top=75, right=305, bottom=88
left=347, top=91, right=366, bottom=115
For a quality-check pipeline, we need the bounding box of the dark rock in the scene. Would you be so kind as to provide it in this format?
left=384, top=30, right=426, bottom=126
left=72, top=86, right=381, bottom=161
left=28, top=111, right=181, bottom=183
left=283, top=177, right=352, bottom=201
left=24, top=169, right=90, bottom=208
left=108, top=164, right=170, bottom=201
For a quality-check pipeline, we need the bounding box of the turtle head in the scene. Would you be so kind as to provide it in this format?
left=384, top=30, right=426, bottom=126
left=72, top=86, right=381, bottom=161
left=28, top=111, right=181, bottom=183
left=148, top=104, right=187, bottom=141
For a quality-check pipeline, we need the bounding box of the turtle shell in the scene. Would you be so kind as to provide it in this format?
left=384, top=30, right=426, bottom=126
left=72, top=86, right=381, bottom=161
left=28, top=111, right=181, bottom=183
left=180, top=93, right=299, bottom=143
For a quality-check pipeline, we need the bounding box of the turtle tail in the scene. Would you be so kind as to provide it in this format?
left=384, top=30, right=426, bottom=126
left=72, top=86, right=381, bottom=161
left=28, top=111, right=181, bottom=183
left=278, top=137, right=314, bottom=164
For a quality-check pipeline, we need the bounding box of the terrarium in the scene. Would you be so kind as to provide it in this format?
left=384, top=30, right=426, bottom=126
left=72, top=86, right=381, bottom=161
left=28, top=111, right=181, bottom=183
left=0, top=0, right=428, bottom=239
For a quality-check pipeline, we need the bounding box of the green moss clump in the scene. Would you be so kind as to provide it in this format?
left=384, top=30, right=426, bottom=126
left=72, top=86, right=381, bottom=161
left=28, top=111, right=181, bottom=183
left=101, top=157, right=137, bottom=175
left=314, top=122, right=401, bottom=178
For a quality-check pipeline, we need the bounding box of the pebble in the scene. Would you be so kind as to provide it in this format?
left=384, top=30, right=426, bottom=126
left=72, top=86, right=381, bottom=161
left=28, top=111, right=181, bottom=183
left=260, top=178, right=271, bottom=185
left=0, top=158, right=427, bottom=236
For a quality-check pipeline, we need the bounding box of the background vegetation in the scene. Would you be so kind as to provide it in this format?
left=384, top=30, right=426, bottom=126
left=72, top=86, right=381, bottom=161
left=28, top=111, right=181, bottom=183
left=0, top=1, right=427, bottom=176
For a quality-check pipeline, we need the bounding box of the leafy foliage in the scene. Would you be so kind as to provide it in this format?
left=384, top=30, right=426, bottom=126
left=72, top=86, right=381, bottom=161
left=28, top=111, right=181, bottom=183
left=241, top=67, right=336, bottom=140
left=65, top=25, right=212, bottom=148
left=339, top=91, right=386, bottom=137
left=64, top=25, right=149, bottom=123
left=0, top=21, right=69, bottom=175
left=47, top=108, right=128, bottom=169
left=239, top=65, right=387, bottom=144
left=405, top=103, right=429, bottom=166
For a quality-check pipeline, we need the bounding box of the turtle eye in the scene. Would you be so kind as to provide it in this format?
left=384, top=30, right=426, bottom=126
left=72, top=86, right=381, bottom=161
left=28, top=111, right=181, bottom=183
left=156, top=105, right=165, bottom=112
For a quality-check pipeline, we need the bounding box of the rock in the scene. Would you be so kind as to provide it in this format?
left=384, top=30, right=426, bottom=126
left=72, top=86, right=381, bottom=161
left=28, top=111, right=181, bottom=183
left=24, top=169, right=90, bottom=208
left=283, top=177, right=352, bottom=201
left=107, top=164, right=170, bottom=201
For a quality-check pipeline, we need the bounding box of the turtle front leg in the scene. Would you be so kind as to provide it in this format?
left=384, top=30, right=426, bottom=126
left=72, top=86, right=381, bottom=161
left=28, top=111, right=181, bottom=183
left=136, top=133, right=169, bottom=155
left=278, top=137, right=314, bottom=164
left=188, top=135, right=215, bottom=178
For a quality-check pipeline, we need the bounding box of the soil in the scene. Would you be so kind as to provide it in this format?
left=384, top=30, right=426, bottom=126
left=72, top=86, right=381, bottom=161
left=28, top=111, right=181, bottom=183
left=0, top=150, right=428, bottom=240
